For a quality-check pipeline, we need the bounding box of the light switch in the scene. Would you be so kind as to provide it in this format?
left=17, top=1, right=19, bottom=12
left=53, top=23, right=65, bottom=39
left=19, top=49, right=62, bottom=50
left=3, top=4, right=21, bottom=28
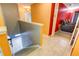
left=0, top=26, right=7, bottom=34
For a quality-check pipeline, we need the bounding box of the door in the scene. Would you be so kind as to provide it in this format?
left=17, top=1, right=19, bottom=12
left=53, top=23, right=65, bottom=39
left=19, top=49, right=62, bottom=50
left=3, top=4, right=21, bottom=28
left=70, top=12, right=79, bottom=46
left=71, top=34, right=79, bottom=56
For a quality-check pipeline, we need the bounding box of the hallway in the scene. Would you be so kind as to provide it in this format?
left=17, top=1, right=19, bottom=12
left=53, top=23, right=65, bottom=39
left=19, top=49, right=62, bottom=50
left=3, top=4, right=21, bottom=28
left=15, top=31, right=71, bottom=56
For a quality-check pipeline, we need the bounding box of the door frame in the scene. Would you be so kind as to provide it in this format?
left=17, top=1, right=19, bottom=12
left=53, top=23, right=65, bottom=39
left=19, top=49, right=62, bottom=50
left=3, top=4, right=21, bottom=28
left=69, top=11, right=79, bottom=55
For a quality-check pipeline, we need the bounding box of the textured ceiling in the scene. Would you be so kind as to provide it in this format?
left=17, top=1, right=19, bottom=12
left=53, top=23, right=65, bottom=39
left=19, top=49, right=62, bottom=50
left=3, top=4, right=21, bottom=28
left=65, top=3, right=79, bottom=7
left=21, top=3, right=33, bottom=6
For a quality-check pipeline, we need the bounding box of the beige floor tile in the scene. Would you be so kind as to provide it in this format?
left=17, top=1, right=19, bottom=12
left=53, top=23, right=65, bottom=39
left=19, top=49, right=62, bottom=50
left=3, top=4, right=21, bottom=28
left=15, top=31, right=71, bottom=56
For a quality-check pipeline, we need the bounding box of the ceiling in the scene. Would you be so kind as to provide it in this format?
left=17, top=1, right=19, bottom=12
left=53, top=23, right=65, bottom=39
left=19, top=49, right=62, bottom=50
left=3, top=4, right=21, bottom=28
left=65, top=3, right=79, bottom=7
left=21, top=3, right=33, bottom=6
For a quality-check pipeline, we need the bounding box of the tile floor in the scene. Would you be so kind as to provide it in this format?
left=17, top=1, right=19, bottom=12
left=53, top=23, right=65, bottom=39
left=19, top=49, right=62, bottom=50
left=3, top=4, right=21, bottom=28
left=15, top=30, right=72, bottom=56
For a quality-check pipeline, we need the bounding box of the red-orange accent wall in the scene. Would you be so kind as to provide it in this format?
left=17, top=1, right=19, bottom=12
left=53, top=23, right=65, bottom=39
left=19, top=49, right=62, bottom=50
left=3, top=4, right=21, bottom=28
left=49, top=3, right=79, bottom=35
left=55, top=3, right=67, bottom=32
left=55, top=3, right=73, bottom=32
left=49, top=3, right=55, bottom=35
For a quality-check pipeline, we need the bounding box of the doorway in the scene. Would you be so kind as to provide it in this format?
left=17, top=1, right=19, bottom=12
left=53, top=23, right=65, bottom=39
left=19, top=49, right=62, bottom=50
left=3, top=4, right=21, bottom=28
left=70, top=11, right=79, bottom=46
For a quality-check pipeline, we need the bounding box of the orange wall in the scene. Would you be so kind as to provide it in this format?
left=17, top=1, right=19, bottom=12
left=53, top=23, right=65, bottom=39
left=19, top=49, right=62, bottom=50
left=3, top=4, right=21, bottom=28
left=31, top=3, right=52, bottom=35
left=0, top=5, right=5, bottom=26
left=0, top=4, right=11, bottom=56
